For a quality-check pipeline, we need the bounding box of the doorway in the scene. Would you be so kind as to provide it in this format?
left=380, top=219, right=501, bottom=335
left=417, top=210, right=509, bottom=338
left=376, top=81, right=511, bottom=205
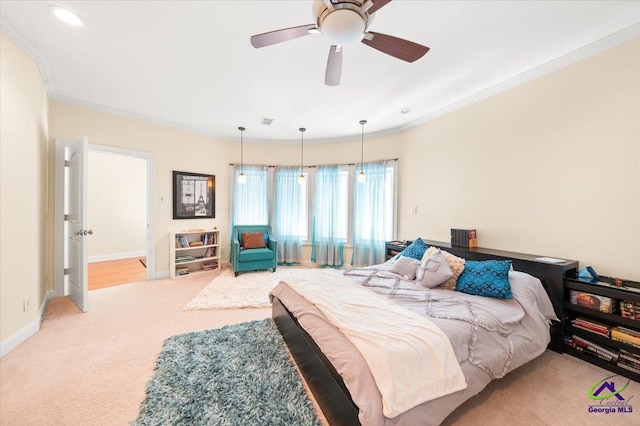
left=87, top=150, right=147, bottom=290
left=54, top=140, right=156, bottom=308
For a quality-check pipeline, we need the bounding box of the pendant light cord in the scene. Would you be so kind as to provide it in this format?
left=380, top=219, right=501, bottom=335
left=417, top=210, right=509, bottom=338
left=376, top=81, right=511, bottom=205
left=359, top=120, right=367, bottom=172
left=238, top=126, right=245, bottom=175
left=299, top=128, right=306, bottom=177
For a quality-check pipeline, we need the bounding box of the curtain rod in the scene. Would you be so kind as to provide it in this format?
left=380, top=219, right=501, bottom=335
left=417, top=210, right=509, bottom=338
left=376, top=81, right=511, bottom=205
left=229, top=158, right=398, bottom=168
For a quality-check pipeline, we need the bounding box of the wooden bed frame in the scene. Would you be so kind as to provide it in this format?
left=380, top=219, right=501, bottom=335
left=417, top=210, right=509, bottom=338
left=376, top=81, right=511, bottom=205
left=272, top=241, right=578, bottom=426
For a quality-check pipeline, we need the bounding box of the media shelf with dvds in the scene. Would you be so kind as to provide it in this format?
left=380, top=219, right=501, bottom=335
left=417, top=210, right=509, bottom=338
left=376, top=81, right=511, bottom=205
left=170, top=229, right=221, bottom=278
left=563, top=274, right=640, bottom=382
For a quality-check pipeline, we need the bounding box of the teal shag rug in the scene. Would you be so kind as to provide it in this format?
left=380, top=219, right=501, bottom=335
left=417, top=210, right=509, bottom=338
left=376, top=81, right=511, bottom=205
left=134, top=319, right=322, bottom=426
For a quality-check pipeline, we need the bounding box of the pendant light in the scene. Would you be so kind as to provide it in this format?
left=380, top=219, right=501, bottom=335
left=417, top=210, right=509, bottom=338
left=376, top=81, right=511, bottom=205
left=237, top=126, right=246, bottom=183
left=358, top=120, right=367, bottom=183
left=298, top=127, right=306, bottom=184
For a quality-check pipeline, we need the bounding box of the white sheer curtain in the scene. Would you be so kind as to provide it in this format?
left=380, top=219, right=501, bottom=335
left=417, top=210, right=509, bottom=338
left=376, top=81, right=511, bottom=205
left=352, top=160, right=392, bottom=266
left=311, top=165, right=345, bottom=267
left=273, top=167, right=304, bottom=264
left=231, top=165, right=269, bottom=225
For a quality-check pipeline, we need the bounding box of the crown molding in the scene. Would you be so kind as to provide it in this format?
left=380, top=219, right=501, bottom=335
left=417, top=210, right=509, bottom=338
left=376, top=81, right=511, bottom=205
left=0, top=17, right=58, bottom=98
left=402, top=23, right=640, bottom=133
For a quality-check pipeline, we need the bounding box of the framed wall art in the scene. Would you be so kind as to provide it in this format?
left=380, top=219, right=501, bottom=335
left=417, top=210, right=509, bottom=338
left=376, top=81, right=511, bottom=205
left=172, top=171, right=215, bottom=219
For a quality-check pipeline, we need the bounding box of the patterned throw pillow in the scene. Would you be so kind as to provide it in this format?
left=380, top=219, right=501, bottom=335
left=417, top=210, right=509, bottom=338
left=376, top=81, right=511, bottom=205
left=401, top=238, right=429, bottom=260
left=422, top=247, right=465, bottom=290
left=455, top=260, right=513, bottom=299
left=389, top=256, right=422, bottom=280
left=241, top=232, right=266, bottom=249
left=415, top=249, right=454, bottom=288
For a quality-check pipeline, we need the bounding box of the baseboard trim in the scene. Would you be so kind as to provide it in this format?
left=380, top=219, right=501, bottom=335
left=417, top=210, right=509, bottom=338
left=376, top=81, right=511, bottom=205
left=88, top=251, right=146, bottom=263
left=0, top=290, right=53, bottom=358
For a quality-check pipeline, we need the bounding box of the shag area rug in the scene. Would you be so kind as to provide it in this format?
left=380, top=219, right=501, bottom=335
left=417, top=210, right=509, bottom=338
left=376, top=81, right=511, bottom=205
left=134, top=319, right=322, bottom=426
left=184, top=267, right=344, bottom=310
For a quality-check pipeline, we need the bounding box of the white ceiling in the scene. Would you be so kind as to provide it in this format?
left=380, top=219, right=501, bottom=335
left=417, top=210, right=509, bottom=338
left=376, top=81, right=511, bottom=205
left=1, top=1, right=639, bottom=143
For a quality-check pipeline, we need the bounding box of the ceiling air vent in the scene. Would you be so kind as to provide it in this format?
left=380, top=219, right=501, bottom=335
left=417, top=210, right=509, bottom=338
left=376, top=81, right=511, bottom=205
left=260, top=117, right=275, bottom=126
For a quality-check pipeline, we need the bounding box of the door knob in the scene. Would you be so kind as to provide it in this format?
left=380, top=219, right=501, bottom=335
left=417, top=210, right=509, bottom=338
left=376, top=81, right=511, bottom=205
left=83, top=229, right=94, bottom=236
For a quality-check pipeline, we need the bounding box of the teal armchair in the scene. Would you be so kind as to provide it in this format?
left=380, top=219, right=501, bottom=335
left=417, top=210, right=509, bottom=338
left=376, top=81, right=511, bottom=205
left=231, top=225, right=277, bottom=277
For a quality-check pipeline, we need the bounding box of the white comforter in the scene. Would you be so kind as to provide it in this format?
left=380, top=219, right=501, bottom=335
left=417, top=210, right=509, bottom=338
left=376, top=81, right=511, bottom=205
left=282, top=271, right=467, bottom=418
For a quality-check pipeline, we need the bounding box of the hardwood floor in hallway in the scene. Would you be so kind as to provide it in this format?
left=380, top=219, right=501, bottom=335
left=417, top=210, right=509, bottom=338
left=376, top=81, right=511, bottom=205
left=88, top=257, right=147, bottom=290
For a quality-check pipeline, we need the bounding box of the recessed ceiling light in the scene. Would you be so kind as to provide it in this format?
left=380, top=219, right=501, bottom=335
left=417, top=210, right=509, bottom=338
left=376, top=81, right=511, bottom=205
left=401, top=108, right=410, bottom=114
left=49, top=5, right=86, bottom=27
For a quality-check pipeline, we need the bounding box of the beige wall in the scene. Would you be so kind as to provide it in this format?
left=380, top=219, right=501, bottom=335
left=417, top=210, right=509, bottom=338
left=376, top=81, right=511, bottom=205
left=0, top=34, right=50, bottom=341
left=87, top=151, right=147, bottom=259
left=399, top=38, right=640, bottom=280
left=48, top=103, right=234, bottom=278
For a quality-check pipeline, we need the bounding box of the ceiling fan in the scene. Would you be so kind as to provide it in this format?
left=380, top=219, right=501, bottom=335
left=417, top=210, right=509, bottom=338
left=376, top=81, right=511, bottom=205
left=250, top=0, right=430, bottom=86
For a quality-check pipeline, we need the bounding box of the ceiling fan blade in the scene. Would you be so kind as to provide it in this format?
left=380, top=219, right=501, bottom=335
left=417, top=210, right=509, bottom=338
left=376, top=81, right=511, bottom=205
left=250, top=24, right=316, bottom=48
left=368, top=0, right=392, bottom=15
left=362, top=31, right=429, bottom=62
left=325, top=45, right=342, bottom=86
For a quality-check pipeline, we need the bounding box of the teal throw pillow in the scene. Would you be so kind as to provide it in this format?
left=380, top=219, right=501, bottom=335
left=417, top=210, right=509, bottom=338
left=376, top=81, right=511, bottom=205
left=456, top=260, right=513, bottom=299
left=401, top=238, right=429, bottom=260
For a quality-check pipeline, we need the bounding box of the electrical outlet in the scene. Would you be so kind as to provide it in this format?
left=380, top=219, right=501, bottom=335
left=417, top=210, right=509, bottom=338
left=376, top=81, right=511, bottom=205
left=23, top=296, right=32, bottom=312
left=221, top=247, right=225, bottom=254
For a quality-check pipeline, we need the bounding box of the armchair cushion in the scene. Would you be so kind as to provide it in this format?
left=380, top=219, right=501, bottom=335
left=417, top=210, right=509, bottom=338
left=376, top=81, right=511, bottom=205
left=241, top=232, right=266, bottom=249
left=238, top=248, right=274, bottom=262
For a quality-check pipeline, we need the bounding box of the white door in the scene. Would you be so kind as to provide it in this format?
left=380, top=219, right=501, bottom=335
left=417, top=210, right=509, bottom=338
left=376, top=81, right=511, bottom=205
left=67, top=137, right=89, bottom=312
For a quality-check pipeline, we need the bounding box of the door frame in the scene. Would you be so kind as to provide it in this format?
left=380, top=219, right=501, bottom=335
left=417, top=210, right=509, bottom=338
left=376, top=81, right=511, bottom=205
left=54, top=140, right=156, bottom=297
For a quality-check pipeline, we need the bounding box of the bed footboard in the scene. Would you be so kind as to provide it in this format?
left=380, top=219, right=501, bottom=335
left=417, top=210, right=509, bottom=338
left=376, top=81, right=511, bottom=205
left=272, top=296, right=360, bottom=426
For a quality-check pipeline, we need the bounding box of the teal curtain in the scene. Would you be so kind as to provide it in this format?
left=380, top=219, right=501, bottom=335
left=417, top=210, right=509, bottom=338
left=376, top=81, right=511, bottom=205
left=311, top=166, right=345, bottom=267
left=274, top=167, right=304, bottom=265
left=352, top=161, right=390, bottom=266
left=232, top=165, right=269, bottom=225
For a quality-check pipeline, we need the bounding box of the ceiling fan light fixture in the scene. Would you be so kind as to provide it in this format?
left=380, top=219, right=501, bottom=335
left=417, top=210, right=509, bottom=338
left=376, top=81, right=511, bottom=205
left=321, top=9, right=366, bottom=45
left=49, top=5, right=86, bottom=27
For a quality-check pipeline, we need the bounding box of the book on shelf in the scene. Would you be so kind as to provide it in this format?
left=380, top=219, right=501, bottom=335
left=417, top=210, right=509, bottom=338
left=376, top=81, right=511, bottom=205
left=450, top=229, right=477, bottom=248
left=189, top=241, right=204, bottom=247
left=175, top=255, right=196, bottom=263
left=617, top=360, right=640, bottom=375
left=201, top=262, right=218, bottom=271
left=620, top=348, right=640, bottom=363
left=571, top=335, right=619, bottom=363
left=571, top=317, right=611, bottom=334
left=175, top=235, right=189, bottom=248
left=611, top=327, right=640, bottom=348
left=618, top=326, right=640, bottom=338
left=620, top=301, right=640, bottom=319
left=201, top=233, right=217, bottom=246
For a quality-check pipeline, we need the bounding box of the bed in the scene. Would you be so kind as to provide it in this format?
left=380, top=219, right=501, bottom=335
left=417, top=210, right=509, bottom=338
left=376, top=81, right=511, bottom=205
left=270, top=241, right=578, bottom=426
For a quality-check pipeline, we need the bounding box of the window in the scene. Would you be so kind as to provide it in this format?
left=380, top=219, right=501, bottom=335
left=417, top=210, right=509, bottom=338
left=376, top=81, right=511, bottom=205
left=232, top=166, right=268, bottom=225
left=312, top=167, right=349, bottom=242
left=231, top=161, right=397, bottom=257
left=275, top=169, right=308, bottom=240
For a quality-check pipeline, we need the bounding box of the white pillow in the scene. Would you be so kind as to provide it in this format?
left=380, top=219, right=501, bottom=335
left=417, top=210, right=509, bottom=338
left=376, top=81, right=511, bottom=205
left=416, top=249, right=454, bottom=288
left=389, top=256, right=421, bottom=280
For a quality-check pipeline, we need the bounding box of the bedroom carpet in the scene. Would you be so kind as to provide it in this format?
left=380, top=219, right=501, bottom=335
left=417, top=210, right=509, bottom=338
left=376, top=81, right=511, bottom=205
left=183, top=266, right=343, bottom=310
left=134, top=319, right=321, bottom=425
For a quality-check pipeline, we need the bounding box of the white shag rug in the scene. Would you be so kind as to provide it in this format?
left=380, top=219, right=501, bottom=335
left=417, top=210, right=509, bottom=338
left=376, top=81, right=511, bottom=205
left=184, top=267, right=345, bottom=310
